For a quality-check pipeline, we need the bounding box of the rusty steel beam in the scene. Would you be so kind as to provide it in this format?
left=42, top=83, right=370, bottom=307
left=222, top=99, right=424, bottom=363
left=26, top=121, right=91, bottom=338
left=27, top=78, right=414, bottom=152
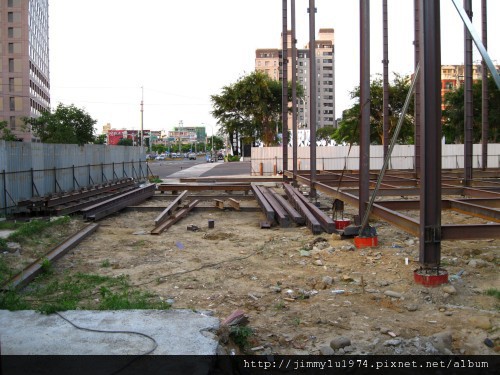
left=260, top=186, right=291, bottom=228
left=284, top=183, right=335, bottom=233
left=154, top=190, right=188, bottom=226
left=454, top=198, right=500, bottom=208
left=481, top=0, right=489, bottom=170
left=157, top=183, right=251, bottom=192
left=448, top=199, right=500, bottom=222
left=442, top=223, right=500, bottom=240
left=282, top=0, right=289, bottom=175
left=151, top=200, right=200, bottom=235
left=308, top=0, right=317, bottom=198
left=268, top=187, right=305, bottom=225
left=2, top=223, right=99, bottom=290
left=283, top=183, right=322, bottom=234
left=179, top=177, right=282, bottom=183
left=251, top=184, right=276, bottom=223
left=464, top=0, right=474, bottom=186
left=82, top=184, right=155, bottom=221
left=371, top=203, right=420, bottom=236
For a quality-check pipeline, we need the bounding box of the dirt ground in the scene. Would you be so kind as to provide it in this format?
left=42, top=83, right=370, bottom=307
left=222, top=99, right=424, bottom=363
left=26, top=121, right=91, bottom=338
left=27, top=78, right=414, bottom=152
left=4, top=188, right=499, bottom=355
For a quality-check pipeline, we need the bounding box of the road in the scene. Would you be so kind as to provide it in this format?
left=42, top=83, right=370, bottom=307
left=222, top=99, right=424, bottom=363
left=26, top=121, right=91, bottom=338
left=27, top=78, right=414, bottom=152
left=147, top=157, right=251, bottom=179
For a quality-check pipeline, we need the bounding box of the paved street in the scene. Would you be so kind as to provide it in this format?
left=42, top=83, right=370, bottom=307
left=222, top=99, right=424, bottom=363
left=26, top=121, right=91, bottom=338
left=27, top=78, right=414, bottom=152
left=148, top=158, right=251, bottom=179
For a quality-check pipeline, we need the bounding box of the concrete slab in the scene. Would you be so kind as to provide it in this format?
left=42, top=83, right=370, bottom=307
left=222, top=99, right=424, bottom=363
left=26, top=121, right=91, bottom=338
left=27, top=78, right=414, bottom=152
left=0, top=229, right=14, bottom=239
left=0, top=309, right=220, bottom=355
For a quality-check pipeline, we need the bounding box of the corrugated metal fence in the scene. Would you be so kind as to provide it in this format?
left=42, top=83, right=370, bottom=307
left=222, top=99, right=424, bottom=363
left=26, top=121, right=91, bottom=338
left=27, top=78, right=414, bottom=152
left=251, top=144, right=500, bottom=175
left=0, top=141, right=146, bottom=214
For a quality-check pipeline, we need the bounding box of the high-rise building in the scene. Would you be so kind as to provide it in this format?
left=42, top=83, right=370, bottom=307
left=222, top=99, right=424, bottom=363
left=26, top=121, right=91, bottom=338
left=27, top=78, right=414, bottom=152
left=256, top=28, right=336, bottom=130
left=1, top=0, right=50, bottom=141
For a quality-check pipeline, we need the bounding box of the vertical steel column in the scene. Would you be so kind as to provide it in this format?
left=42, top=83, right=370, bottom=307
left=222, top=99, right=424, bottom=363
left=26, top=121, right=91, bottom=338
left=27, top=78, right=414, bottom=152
left=464, top=0, right=473, bottom=186
left=419, top=0, right=442, bottom=268
left=414, top=0, right=421, bottom=174
left=481, top=0, right=489, bottom=170
left=291, top=0, right=298, bottom=181
left=382, top=0, right=390, bottom=159
left=359, top=0, right=371, bottom=221
left=308, top=0, right=317, bottom=198
left=282, top=0, right=289, bottom=176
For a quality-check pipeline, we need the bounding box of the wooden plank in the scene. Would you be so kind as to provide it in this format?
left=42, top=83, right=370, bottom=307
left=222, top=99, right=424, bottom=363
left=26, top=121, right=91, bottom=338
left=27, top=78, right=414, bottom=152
left=250, top=183, right=275, bottom=223
left=151, top=200, right=200, bottom=235
left=154, top=190, right=188, bottom=226
left=283, top=184, right=322, bottom=234
left=259, top=186, right=290, bottom=228
left=214, top=199, right=225, bottom=210
left=268, top=188, right=305, bottom=225
left=286, top=184, right=335, bottom=233
left=227, top=198, right=241, bottom=211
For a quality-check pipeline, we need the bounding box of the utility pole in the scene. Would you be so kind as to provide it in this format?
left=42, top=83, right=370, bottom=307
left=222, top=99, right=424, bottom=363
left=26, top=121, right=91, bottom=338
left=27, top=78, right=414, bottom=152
left=140, top=86, right=144, bottom=148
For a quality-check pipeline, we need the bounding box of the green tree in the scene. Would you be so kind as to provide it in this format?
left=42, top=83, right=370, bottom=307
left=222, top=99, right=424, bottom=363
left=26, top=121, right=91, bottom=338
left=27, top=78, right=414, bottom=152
left=94, top=134, right=107, bottom=144
left=317, top=126, right=337, bottom=144
left=334, top=74, right=415, bottom=145
left=151, top=144, right=167, bottom=154
left=0, top=121, right=18, bottom=141
left=211, top=71, right=303, bottom=147
left=442, top=75, right=500, bottom=143
left=23, top=104, right=97, bottom=145
left=117, top=138, right=133, bottom=146
left=207, top=136, right=224, bottom=152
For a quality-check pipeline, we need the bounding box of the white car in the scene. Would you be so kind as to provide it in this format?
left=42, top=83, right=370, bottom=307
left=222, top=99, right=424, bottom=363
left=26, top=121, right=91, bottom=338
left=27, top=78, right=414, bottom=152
left=188, top=153, right=197, bottom=160
left=155, top=155, right=165, bottom=160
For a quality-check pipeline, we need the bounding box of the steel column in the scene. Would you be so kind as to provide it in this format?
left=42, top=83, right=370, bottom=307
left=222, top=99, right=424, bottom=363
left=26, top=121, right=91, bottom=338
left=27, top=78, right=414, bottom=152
left=359, top=0, right=371, bottom=221
left=481, top=0, right=489, bottom=170
left=292, top=0, right=298, bottom=182
left=419, top=0, right=442, bottom=268
left=464, top=0, right=473, bottom=186
left=308, top=0, right=317, bottom=198
left=382, top=0, right=390, bottom=159
left=414, top=0, right=421, bottom=174
left=282, top=0, right=289, bottom=175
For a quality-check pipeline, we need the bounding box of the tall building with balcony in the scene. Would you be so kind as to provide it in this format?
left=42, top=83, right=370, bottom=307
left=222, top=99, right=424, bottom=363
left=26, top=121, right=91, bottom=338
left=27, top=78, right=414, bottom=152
left=256, top=28, right=336, bottom=131
left=1, top=0, right=50, bottom=141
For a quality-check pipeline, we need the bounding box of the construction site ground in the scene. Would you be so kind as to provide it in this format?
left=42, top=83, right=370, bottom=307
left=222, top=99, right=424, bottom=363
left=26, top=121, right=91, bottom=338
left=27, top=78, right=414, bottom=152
left=2, top=185, right=499, bottom=356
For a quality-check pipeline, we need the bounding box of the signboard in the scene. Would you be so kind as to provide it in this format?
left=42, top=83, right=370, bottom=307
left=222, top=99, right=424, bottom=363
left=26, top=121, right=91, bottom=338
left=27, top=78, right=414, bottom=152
left=108, top=130, right=126, bottom=145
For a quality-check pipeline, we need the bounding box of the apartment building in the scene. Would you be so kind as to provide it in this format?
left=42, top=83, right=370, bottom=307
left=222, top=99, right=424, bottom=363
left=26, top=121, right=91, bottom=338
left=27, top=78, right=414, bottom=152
left=0, top=0, right=50, bottom=141
left=256, top=28, right=336, bottom=130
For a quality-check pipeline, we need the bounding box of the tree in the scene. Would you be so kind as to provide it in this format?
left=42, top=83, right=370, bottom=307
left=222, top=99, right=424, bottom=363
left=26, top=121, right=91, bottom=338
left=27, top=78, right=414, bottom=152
left=23, top=104, right=97, bottom=145
left=207, top=136, right=224, bottom=152
left=317, top=126, right=337, bottom=144
left=94, top=134, right=107, bottom=144
left=334, top=74, right=415, bottom=145
left=117, top=138, right=133, bottom=146
left=0, top=121, right=18, bottom=141
left=442, top=75, right=500, bottom=143
left=211, top=71, right=303, bottom=147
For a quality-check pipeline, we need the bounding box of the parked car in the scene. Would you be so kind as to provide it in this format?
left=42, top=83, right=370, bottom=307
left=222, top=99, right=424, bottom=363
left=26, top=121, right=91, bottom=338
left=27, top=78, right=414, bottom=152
left=188, top=152, right=197, bottom=160
left=155, top=155, right=165, bottom=161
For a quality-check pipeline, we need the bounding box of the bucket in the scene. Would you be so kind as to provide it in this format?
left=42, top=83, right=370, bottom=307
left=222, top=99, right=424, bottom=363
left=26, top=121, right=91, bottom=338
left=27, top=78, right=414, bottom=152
left=335, top=219, right=351, bottom=230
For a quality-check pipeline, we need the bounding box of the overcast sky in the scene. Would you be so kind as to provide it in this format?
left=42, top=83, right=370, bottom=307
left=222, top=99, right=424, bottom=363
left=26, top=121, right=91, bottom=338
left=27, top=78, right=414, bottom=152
left=48, top=0, right=500, bottom=135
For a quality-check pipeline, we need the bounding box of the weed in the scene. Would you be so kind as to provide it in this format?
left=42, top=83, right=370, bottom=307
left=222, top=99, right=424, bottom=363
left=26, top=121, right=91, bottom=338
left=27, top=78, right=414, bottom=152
left=485, top=288, right=500, bottom=300
left=0, top=238, right=7, bottom=251
left=230, top=326, right=253, bottom=349
left=149, top=177, right=163, bottom=183
left=8, top=217, right=70, bottom=243
left=0, top=289, right=30, bottom=310
left=274, top=301, right=285, bottom=310
left=0, top=221, right=23, bottom=231
left=100, top=259, right=111, bottom=268
left=292, top=317, right=301, bottom=326
left=40, top=258, right=53, bottom=275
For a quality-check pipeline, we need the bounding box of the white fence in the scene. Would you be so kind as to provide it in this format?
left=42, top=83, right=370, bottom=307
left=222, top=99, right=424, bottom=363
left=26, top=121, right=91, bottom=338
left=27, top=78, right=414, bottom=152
left=250, top=144, right=500, bottom=175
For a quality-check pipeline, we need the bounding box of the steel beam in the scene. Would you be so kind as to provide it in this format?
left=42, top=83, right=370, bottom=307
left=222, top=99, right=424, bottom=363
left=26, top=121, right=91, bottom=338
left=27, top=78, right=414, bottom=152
left=291, top=0, right=298, bottom=182
left=151, top=200, right=200, bottom=235
left=282, top=0, right=289, bottom=175
left=283, top=184, right=322, bottom=234
left=481, top=0, right=489, bottom=170
left=251, top=184, right=276, bottom=223
left=442, top=223, right=500, bottom=240
left=269, top=187, right=305, bottom=224
left=154, top=190, right=188, bottom=226
left=414, top=0, right=421, bottom=174
left=383, top=0, right=390, bottom=159
left=308, top=0, right=317, bottom=198
left=360, top=0, right=371, bottom=221
left=419, top=0, right=442, bottom=268
left=464, top=0, right=474, bottom=186
left=260, top=186, right=291, bottom=227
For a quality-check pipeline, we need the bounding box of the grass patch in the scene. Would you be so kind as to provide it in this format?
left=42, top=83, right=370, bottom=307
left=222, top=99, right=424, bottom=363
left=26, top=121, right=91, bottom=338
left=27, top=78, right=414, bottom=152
left=485, top=288, right=500, bottom=300
left=100, top=259, right=111, bottom=268
left=230, top=326, right=253, bottom=349
left=0, top=238, right=7, bottom=252
left=0, top=272, right=171, bottom=314
left=0, top=221, right=24, bottom=231
left=8, top=217, right=71, bottom=243
left=149, top=177, right=163, bottom=183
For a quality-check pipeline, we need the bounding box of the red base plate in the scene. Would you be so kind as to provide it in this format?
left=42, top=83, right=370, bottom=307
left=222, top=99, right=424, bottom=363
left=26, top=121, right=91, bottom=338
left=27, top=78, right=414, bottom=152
left=414, top=269, right=449, bottom=287
left=354, top=236, right=378, bottom=248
